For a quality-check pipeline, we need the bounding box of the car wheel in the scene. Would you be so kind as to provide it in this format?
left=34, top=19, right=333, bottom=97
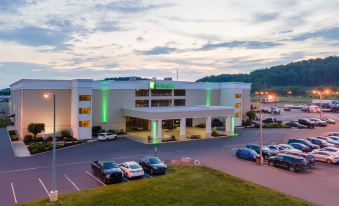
left=289, top=166, right=296, bottom=172
left=269, top=161, right=274, bottom=167
left=150, top=169, right=154, bottom=175
left=326, top=159, right=333, bottom=164
left=264, top=155, right=269, bottom=160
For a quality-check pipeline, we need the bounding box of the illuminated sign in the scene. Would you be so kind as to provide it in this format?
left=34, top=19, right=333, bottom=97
left=149, top=81, right=176, bottom=89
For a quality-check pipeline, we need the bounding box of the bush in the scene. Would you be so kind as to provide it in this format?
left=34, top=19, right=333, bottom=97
left=246, top=111, right=256, bottom=122
left=27, top=123, right=45, bottom=138
left=0, top=118, right=12, bottom=128
left=61, top=130, right=71, bottom=138
left=23, top=134, right=34, bottom=145
left=27, top=142, right=53, bottom=154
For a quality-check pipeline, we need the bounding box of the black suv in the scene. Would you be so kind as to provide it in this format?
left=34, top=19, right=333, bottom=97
left=91, top=161, right=123, bottom=183
left=268, top=154, right=307, bottom=172
left=139, top=156, right=167, bottom=175
left=246, top=144, right=278, bottom=160
left=298, top=119, right=315, bottom=128
left=285, top=151, right=316, bottom=167
left=306, top=137, right=332, bottom=148
left=287, top=138, right=319, bottom=150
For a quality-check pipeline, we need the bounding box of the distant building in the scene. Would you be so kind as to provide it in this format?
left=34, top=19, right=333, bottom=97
left=10, top=79, right=251, bottom=142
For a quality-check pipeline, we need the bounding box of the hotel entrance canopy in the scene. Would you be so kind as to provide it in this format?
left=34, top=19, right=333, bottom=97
left=122, top=105, right=234, bottom=120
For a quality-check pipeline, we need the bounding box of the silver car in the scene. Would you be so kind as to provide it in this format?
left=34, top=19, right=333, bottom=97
left=312, top=151, right=339, bottom=164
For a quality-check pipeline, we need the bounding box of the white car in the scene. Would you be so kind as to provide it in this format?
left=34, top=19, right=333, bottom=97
left=278, top=144, right=302, bottom=153
left=327, top=136, right=339, bottom=145
left=97, top=132, right=117, bottom=141
left=119, top=161, right=144, bottom=179
left=310, top=118, right=327, bottom=127
left=312, top=151, right=339, bottom=164
left=319, top=147, right=339, bottom=155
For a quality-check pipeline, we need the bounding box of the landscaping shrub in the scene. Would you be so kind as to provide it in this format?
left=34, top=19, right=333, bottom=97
left=27, top=123, right=45, bottom=138
left=23, top=134, right=34, bottom=145
left=0, top=118, right=12, bottom=128
left=27, top=142, right=53, bottom=154
left=211, top=131, right=218, bottom=137
left=61, top=130, right=71, bottom=138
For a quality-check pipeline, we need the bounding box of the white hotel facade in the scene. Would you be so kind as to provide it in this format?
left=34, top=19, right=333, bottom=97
left=10, top=79, right=251, bottom=143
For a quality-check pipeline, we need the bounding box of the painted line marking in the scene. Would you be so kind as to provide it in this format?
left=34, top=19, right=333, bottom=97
left=64, top=174, right=80, bottom=191
left=85, top=171, right=106, bottom=186
left=38, top=178, right=49, bottom=196
left=10, top=182, right=18, bottom=204
left=144, top=174, right=152, bottom=178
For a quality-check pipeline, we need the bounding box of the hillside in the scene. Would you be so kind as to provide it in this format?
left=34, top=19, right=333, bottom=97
left=197, top=56, right=339, bottom=92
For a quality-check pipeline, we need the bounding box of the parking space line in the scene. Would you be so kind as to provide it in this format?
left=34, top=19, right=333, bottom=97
left=64, top=174, right=80, bottom=191
left=144, top=174, right=152, bottom=178
left=38, top=178, right=49, bottom=196
left=10, top=182, right=18, bottom=204
left=85, top=171, right=106, bottom=186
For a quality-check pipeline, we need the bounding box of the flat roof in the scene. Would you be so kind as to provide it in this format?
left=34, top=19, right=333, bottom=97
left=122, top=105, right=234, bottom=120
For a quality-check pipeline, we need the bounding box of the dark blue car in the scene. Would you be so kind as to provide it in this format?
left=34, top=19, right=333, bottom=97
left=236, top=148, right=259, bottom=162
left=289, top=143, right=312, bottom=152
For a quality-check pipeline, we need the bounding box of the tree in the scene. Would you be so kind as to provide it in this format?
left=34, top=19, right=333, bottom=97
left=246, top=111, right=256, bottom=122
left=27, top=123, right=45, bottom=138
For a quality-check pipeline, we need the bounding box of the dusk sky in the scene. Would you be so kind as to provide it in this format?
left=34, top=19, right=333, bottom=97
left=1, top=0, right=339, bottom=88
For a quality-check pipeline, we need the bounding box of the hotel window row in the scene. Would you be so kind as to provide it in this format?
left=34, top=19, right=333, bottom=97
left=135, top=99, right=186, bottom=107
left=79, top=120, right=91, bottom=127
left=135, top=89, right=186, bottom=97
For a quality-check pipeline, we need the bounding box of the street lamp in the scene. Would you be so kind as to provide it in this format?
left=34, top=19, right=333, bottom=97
left=312, top=89, right=331, bottom=119
left=43, top=93, right=58, bottom=202
left=254, top=91, right=269, bottom=165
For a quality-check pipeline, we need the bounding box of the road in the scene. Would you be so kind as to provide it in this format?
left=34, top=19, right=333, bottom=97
left=0, top=119, right=339, bottom=206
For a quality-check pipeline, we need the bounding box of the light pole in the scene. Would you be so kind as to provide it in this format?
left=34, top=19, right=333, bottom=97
left=43, top=93, right=58, bottom=202
left=255, top=91, right=269, bottom=165
left=312, top=89, right=331, bottom=119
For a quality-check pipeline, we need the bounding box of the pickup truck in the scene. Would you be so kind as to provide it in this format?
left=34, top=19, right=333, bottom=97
left=91, top=161, right=123, bottom=183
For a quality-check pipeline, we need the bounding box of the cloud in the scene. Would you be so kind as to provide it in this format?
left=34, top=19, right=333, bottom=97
left=199, top=41, right=282, bottom=51
left=0, top=0, right=36, bottom=13
left=96, top=20, right=126, bottom=32
left=292, top=27, right=339, bottom=41
left=254, top=12, right=279, bottom=22
left=164, top=16, right=223, bottom=23
left=136, top=36, right=145, bottom=42
left=137, top=46, right=178, bottom=55
left=0, top=26, right=71, bottom=49
left=95, top=0, right=175, bottom=13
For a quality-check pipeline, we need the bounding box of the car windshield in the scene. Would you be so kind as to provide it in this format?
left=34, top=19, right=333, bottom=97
left=262, top=146, right=270, bottom=150
left=148, top=157, right=161, bottom=164
left=330, top=137, right=339, bottom=141
left=103, top=162, right=117, bottom=169
left=129, top=164, right=141, bottom=169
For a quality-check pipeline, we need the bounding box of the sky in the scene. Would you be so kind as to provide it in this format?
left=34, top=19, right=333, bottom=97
left=0, top=0, right=339, bottom=88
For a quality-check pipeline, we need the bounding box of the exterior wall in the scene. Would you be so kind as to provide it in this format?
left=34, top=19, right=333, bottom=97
left=219, top=88, right=243, bottom=126
left=241, top=88, right=251, bottom=119
left=92, top=89, right=135, bottom=131
left=19, top=89, right=71, bottom=137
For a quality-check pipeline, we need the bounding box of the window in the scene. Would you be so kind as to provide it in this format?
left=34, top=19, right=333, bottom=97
left=151, top=89, right=172, bottom=96
left=79, top=108, right=91, bottom=114
left=135, top=89, right=149, bottom=97
left=235, top=112, right=241, bottom=117
left=135, top=100, right=149, bottom=107
left=79, top=120, right=91, bottom=127
left=174, top=99, right=185, bottom=106
left=174, top=89, right=186, bottom=96
left=151, top=99, right=172, bottom=107
left=235, top=93, right=242, bottom=98
left=235, top=103, right=241, bottom=108
left=79, top=95, right=91, bottom=101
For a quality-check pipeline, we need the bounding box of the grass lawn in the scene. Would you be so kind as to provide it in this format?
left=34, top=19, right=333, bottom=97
left=0, top=118, right=11, bottom=128
left=19, top=166, right=314, bottom=206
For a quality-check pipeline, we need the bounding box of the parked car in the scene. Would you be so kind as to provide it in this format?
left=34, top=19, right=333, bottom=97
left=262, top=117, right=282, bottom=124
left=268, top=154, right=308, bottom=172
left=236, top=148, right=259, bottom=161
left=271, top=107, right=281, bottom=115
left=312, top=151, right=339, bottom=164
left=324, top=132, right=339, bottom=137
left=119, top=161, right=144, bottom=179
left=246, top=144, right=278, bottom=160
left=289, top=143, right=312, bottom=153
left=139, top=156, right=167, bottom=175
left=306, top=137, right=333, bottom=148
left=327, top=136, right=339, bottom=145
left=298, top=119, right=315, bottom=128
left=91, top=161, right=123, bottom=183
left=319, top=147, right=339, bottom=155
left=277, top=144, right=302, bottom=152
left=285, top=151, right=316, bottom=167
left=287, top=138, right=319, bottom=150
left=309, top=118, right=327, bottom=127
left=286, top=121, right=307, bottom=129
left=321, top=118, right=336, bottom=124
left=161, top=135, right=176, bottom=142
left=97, top=132, right=118, bottom=141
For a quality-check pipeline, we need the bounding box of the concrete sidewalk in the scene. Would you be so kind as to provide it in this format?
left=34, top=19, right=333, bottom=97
left=12, top=141, right=31, bottom=157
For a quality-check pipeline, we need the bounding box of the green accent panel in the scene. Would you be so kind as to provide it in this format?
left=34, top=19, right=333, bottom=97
left=101, top=88, right=109, bottom=123
left=149, top=81, right=156, bottom=89
left=231, top=116, right=235, bottom=135
left=205, top=88, right=212, bottom=106
left=152, top=121, right=158, bottom=144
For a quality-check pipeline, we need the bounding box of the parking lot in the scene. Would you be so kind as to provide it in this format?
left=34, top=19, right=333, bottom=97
left=0, top=110, right=338, bottom=206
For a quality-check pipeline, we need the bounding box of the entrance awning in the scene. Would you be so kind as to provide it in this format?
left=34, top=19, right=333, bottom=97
left=122, top=105, right=234, bottom=120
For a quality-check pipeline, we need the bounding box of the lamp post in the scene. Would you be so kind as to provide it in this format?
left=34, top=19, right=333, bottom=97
left=43, top=93, right=58, bottom=202
left=255, top=91, right=269, bottom=165
left=312, top=89, right=331, bottom=119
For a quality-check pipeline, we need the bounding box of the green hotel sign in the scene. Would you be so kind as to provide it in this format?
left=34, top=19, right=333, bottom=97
left=149, top=81, right=176, bottom=89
